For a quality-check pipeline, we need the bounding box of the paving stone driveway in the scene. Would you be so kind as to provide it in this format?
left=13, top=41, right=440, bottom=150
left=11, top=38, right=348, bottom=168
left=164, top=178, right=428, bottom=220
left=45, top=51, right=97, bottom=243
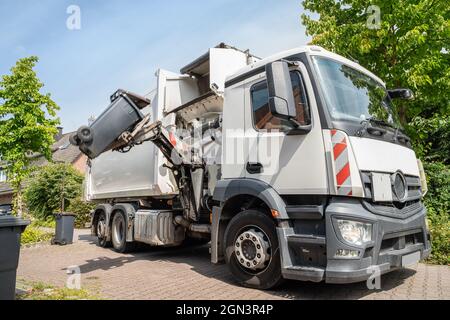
left=17, top=229, right=449, bottom=300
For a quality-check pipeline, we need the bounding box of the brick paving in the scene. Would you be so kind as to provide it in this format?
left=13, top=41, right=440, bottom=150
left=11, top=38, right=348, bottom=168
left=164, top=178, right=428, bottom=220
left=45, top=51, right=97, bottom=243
left=17, top=229, right=450, bottom=300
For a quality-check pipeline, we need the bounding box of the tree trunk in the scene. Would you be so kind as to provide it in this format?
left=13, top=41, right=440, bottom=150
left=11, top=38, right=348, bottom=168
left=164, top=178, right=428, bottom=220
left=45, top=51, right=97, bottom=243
left=14, top=185, right=24, bottom=218
left=398, top=103, right=407, bottom=127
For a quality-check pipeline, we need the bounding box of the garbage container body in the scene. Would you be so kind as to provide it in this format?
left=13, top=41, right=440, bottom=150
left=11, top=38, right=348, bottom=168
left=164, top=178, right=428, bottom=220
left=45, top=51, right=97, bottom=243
left=0, top=215, right=29, bottom=300
left=76, top=94, right=144, bottom=159
left=54, top=213, right=75, bottom=245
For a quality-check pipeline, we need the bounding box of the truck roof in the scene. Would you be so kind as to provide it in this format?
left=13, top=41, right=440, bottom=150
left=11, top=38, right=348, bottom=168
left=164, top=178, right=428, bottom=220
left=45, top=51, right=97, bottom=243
left=225, top=45, right=385, bottom=87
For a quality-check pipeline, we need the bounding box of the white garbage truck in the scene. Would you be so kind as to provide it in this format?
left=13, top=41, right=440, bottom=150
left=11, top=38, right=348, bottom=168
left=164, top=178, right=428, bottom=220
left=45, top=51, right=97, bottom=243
left=71, top=43, right=431, bottom=289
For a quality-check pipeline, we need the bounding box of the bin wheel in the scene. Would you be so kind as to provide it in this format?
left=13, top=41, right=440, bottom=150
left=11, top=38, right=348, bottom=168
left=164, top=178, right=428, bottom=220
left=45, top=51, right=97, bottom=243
left=111, top=211, right=136, bottom=253
left=69, top=133, right=81, bottom=146
left=77, top=126, right=93, bottom=144
left=51, top=237, right=56, bottom=245
left=224, top=209, right=284, bottom=290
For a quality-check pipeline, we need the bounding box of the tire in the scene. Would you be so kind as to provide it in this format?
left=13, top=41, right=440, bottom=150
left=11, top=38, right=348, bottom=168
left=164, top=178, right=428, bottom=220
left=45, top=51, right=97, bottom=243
left=224, top=209, right=284, bottom=290
left=111, top=211, right=135, bottom=253
left=77, top=125, right=93, bottom=144
left=96, top=212, right=111, bottom=248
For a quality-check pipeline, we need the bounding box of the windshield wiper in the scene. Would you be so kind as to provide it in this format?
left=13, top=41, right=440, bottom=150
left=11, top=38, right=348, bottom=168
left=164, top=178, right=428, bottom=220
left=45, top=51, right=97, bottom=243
left=356, top=118, right=389, bottom=137
left=367, top=118, right=397, bottom=130
left=355, top=118, right=411, bottom=144
left=375, top=118, right=411, bottom=144
left=392, top=127, right=411, bottom=144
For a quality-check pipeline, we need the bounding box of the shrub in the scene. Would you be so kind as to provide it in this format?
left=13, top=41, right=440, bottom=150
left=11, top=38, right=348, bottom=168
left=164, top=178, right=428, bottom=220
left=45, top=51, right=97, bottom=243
left=21, top=225, right=53, bottom=245
left=24, top=163, right=83, bottom=220
left=423, top=162, right=450, bottom=265
left=67, top=197, right=95, bottom=228
left=29, top=216, right=56, bottom=228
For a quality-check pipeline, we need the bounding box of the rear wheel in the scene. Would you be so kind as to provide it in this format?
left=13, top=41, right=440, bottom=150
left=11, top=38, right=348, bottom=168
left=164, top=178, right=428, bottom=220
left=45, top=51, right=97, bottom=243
left=96, top=212, right=111, bottom=248
left=224, top=209, right=283, bottom=290
left=111, top=211, right=135, bottom=253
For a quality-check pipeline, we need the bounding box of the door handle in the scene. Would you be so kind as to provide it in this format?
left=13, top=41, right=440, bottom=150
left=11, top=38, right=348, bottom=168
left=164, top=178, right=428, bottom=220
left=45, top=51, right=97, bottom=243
left=246, top=162, right=263, bottom=174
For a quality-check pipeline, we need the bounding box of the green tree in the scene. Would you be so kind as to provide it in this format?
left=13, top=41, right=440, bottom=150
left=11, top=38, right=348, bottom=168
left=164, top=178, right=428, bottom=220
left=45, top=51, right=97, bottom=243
left=0, top=57, right=60, bottom=217
left=301, top=0, right=450, bottom=126
left=24, top=163, right=84, bottom=220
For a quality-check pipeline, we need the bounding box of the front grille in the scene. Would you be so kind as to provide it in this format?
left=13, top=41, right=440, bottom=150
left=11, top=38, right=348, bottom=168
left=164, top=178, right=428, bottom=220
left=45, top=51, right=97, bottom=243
left=380, top=231, right=424, bottom=253
left=361, top=171, right=423, bottom=218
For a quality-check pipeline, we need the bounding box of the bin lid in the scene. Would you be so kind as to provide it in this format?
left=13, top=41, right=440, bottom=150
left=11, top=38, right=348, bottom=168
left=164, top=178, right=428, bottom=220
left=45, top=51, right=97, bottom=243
left=53, top=212, right=76, bottom=217
left=0, top=215, right=30, bottom=228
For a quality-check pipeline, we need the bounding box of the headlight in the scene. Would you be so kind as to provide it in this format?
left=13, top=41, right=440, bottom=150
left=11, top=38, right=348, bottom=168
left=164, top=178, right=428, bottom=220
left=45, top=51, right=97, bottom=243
left=417, top=159, right=428, bottom=196
left=337, top=220, right=373, bottom=246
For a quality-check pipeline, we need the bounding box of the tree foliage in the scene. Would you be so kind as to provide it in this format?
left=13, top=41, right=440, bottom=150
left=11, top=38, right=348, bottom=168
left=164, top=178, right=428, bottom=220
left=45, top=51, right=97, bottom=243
left=24, top=163, right=83, bottom=220
left=0, top=56, right=60, bottom=215
left=409, top=114, right=450, bottom=163
left=423, top=162, right=450, bottom=264
left=302, top=0, right=450, bottom=125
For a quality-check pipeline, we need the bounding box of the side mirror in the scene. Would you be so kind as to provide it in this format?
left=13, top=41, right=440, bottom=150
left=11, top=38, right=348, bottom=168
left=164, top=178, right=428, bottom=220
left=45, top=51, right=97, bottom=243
left=266, top=61, right=297, bottom=120
left=388, top=89, right=414, bottom=100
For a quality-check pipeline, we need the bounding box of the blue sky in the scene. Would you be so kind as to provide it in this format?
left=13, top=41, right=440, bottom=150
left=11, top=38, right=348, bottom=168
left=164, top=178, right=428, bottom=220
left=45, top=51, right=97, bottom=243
left=0, top=0, right=311, bottom=132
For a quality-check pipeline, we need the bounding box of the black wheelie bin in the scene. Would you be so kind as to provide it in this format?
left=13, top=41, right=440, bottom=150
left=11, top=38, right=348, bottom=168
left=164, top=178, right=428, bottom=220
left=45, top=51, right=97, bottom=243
left=0, top=213, right=29, bottom=300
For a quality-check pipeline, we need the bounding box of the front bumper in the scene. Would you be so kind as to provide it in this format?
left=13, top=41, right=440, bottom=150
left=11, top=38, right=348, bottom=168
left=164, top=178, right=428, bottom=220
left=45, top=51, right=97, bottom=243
left=279, top=198, right=431, bottom=284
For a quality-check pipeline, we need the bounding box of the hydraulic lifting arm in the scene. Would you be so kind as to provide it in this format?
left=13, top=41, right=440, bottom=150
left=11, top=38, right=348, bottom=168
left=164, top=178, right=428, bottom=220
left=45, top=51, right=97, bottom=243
left=110, top=116, right=194, bottom=168
left=73, top=90, right=216, bottom=224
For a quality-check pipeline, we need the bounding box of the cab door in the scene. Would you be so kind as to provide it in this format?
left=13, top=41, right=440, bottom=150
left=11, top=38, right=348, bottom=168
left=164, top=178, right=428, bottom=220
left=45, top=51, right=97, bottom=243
left=243, top=62, right=328, bottom=195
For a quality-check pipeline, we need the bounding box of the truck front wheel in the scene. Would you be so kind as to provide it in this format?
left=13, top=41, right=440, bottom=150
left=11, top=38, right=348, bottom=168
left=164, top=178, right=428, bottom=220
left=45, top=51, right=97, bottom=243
left=111, top=211, right=135, bottom=253
left=224, top=210, right=283, bottom=290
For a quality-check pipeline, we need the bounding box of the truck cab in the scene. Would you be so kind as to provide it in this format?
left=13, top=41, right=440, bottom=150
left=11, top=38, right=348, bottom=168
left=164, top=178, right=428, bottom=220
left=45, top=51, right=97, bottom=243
left=212, top=46, right=431, bottom=288
left=73, top=44, right=431, bottom=290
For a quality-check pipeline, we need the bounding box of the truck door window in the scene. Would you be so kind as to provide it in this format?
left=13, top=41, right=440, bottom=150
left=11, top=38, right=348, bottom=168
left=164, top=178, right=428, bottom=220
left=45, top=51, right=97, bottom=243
left=251, top=71, right=311, bottom=131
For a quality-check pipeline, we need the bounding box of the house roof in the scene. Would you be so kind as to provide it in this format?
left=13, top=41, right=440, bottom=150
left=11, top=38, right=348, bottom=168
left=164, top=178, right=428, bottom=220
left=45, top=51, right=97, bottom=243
left=0, top=131, right=85, bottom=195
left=0, top=182, right=12, bottom=195
left=32, top=132, right=83, bottom=166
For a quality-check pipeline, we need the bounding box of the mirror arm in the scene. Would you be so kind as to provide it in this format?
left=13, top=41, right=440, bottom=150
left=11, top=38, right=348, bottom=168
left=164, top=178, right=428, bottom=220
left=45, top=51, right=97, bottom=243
left=287, top=124, right=313, bottom=135
left=279, top=59, right=299, bottom=67
left=290, top=118, right=301, bottom=128
left=287, top=119, right=312, bottom=135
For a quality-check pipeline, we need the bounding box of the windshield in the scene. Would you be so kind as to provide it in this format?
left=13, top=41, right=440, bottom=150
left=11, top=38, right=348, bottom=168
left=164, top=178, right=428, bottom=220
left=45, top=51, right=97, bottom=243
left=312, top=56, right=400, bottom=128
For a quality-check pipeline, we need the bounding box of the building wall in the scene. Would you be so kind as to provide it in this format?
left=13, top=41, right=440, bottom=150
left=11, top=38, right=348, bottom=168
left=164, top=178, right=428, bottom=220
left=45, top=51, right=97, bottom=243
left=72, top=154, right=88, bottom=174
left=0, top=193, right=13, bottom=205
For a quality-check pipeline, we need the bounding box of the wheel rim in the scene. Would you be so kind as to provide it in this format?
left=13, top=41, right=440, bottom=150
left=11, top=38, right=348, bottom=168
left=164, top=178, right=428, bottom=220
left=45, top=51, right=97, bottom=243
left=97, top=218, right=106, bottom=240
left=112, top=216, right=124, bottom=245
left=234, top=226, right=271, bottom=273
